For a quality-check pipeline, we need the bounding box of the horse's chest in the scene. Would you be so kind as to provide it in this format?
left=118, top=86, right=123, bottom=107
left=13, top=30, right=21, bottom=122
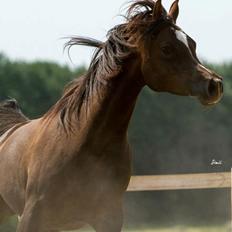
left=57, top=145, right=131, bottom=199
left=25, top=142, right=132, bottom=230
left=76, top=148, right=131, bottom=190
left=75, top=141, right=131, bottom=179
left=44, top=149, right=131, bottom=223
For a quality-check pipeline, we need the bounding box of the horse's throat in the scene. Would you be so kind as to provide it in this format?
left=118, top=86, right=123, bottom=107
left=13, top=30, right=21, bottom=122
left=86, top=62, right=143, bottom=138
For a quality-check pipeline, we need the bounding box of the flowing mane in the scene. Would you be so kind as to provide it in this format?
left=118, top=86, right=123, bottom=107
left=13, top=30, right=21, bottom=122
left=46, top=0, right=173, bottom=126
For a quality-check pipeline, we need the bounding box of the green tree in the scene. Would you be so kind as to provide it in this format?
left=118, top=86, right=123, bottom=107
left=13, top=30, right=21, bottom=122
left=0, top=54, right=86, bottom=117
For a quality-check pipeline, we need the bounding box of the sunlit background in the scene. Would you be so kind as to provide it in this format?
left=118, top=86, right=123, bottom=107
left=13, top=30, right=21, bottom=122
left=0, top=0, right=231, bottom=67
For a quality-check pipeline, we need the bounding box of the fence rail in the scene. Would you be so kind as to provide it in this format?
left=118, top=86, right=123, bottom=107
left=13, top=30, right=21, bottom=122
left=127, top=171, right=232, bottom=231
left=127, top=172, right=231, bottom=191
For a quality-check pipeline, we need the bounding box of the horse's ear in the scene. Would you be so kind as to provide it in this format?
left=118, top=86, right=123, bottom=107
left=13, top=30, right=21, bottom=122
left=153, top=0, right=163, bottom=21
left=169, top=0, right=179, bottom=23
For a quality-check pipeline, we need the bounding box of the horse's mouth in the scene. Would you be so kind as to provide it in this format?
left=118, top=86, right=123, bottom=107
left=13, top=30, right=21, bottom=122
left=198, top=78, right=223, bottom=106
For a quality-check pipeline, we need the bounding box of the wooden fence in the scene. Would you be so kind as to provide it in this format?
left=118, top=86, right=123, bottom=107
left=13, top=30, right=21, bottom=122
left=128, top=172, right=231, bottom=191
left=127, top=171, right=232, bottom=230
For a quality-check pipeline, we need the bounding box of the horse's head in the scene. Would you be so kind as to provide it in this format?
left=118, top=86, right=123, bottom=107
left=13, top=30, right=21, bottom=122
left=129, top=0, right=223, bottom=105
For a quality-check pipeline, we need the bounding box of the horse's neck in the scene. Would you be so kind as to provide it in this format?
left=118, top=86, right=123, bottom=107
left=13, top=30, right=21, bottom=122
left=80, top=57, right=144, bottom=140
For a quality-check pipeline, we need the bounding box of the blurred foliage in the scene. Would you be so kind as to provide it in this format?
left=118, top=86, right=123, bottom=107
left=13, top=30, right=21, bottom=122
left=126, top=61, right=232, bottom=227
left=0, top=53, right=232, bottom=230
left=0, top=54, right=86, bottom=117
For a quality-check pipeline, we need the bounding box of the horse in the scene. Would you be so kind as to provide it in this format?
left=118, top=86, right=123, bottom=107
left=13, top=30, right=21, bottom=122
left=0, top=0, right=223, bottom=231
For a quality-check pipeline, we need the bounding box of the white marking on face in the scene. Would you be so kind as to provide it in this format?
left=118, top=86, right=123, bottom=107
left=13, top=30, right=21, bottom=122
left=175, top=30, right=189, bottom=49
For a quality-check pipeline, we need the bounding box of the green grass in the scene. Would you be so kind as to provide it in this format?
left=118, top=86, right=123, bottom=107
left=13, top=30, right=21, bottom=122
left=124, top=226, right=229, bottom=232
left=71, top=224, right=230, bottom=232
left=0, top=220, right=230, bottom=232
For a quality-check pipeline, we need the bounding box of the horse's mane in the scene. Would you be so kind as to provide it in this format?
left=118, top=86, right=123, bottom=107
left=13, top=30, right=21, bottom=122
left=0, top=99, right=29, bottom=137
left=46, top=0, right=171, bottom=127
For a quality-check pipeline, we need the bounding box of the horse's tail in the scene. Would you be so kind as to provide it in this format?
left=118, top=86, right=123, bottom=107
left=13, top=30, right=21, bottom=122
left=0, top=99, right=29, bottom=137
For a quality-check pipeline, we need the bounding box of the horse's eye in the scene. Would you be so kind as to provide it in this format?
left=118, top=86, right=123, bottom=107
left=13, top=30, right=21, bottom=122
left=161, top=45, right=173, bottom=57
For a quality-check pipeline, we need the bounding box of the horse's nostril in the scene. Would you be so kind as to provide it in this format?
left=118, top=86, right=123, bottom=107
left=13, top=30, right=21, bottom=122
left=207, top=79, right=222, bottom=97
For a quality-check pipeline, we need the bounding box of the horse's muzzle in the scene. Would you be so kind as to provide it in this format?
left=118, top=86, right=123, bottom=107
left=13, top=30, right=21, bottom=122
left=199, top=78, right=223, bottom=106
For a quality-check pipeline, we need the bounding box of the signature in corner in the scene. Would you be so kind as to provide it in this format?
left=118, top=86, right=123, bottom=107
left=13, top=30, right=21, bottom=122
left=211, top=159, right=223, bottom=166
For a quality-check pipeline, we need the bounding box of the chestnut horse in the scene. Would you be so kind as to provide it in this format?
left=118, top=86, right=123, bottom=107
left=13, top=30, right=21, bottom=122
left=0, top=0, right=223, bottom=231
